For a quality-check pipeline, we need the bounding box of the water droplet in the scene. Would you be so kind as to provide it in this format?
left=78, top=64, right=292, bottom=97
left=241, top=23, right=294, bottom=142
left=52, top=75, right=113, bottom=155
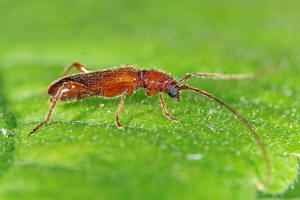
left=1, top=128, right=8, bottom=138
left=173, top=163, right=181, bottom=170
left=186, top=153, right=203, bottom=161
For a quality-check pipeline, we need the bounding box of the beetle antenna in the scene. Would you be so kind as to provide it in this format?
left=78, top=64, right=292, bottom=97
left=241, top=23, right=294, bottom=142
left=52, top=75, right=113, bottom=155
left=178, top=61, right=284, bottom=85
left=179, top=85, right=271, bottom=190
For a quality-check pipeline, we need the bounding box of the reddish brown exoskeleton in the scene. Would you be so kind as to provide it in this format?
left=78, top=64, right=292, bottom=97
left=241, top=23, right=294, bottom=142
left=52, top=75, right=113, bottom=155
left=29, top=62, right=277, bottom=189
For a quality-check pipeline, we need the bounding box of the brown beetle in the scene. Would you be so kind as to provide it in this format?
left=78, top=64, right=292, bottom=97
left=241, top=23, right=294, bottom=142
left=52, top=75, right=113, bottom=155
left=29, top=62, right=277, bottom=189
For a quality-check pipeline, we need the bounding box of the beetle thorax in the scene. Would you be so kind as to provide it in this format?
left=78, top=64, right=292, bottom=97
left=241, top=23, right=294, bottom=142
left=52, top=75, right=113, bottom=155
left=140, top=70, right=176, bottom=94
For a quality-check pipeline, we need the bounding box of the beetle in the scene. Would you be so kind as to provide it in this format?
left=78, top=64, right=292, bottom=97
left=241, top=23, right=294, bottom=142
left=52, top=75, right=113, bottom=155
left=29, top=62, right=276, bottom=188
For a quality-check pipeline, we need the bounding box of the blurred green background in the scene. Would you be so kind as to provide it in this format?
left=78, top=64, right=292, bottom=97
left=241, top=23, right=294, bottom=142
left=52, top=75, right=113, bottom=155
left=0, top=0, right=299, bottom=200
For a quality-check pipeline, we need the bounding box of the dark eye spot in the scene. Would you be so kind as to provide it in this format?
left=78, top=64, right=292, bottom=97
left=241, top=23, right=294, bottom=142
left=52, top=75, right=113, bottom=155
left=168, top=83, right=178, bottom=98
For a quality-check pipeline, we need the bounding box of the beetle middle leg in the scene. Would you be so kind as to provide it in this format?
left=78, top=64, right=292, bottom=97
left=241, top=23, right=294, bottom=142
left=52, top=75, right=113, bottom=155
left=116, top=91, right=127, bottom=128
left=62, top=62, right=90, bottom=76
left=158, top=93, right=181, bottom=122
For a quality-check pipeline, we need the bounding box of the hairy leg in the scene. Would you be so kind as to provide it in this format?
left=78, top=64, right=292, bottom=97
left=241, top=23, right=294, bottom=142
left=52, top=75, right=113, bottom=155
left=29, top=84, right=67, bottom=136
left=116, top=91, right=127, bottom=128
left=63, top=62, right=90, bottom=76
left=29, top=82, right=90, bottom=136
left=158, top=93, right=181, bottom=122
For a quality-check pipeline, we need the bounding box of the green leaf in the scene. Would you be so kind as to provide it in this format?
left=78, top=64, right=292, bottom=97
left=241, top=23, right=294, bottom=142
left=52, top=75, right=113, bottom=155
left=0, top=76, right=16, bottom=180
left=0, top=0, right=299, bottom=200
left=258, top=167, right=300, bottom=200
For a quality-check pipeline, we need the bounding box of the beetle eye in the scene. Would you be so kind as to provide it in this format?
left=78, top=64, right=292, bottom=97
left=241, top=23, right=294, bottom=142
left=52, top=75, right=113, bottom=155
left=168, top=83, right=178, bottom=98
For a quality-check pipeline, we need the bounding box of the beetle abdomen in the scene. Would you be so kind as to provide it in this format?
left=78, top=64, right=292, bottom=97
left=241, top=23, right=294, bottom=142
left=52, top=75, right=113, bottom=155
left=48, top=67, right=142, bottom=97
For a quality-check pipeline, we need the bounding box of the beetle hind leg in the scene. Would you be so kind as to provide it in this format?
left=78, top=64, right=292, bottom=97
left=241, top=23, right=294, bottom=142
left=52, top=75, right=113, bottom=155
left=29, top=83, right=67, bottom=136
left=63, top=62, right=90, bottom=76
left=29, top=82, right=91, bottom=136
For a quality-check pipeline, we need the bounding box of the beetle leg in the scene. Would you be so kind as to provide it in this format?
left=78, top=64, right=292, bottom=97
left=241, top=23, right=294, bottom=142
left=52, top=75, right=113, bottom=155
left=29, top=82, right=89, bottom=136
left=29, top=83, right=68, bottom=136
left=62, top=62, right=90, bottom=76
left=115, top=91, right=127, bottom=128
left=158, top=93, right=181, bottom=122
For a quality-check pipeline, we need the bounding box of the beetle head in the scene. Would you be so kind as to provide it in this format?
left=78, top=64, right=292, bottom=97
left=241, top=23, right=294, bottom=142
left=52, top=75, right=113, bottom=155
left=168, top=83, right=181, bottom=101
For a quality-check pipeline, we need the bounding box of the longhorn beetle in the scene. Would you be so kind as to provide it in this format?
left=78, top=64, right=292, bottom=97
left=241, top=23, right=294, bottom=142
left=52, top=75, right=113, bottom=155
left=29, top=62, right=278, bottom=189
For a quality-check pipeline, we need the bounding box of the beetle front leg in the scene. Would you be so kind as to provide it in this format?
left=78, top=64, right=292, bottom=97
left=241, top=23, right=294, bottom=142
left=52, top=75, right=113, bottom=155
left=158, top=93, right=181, bottom=122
